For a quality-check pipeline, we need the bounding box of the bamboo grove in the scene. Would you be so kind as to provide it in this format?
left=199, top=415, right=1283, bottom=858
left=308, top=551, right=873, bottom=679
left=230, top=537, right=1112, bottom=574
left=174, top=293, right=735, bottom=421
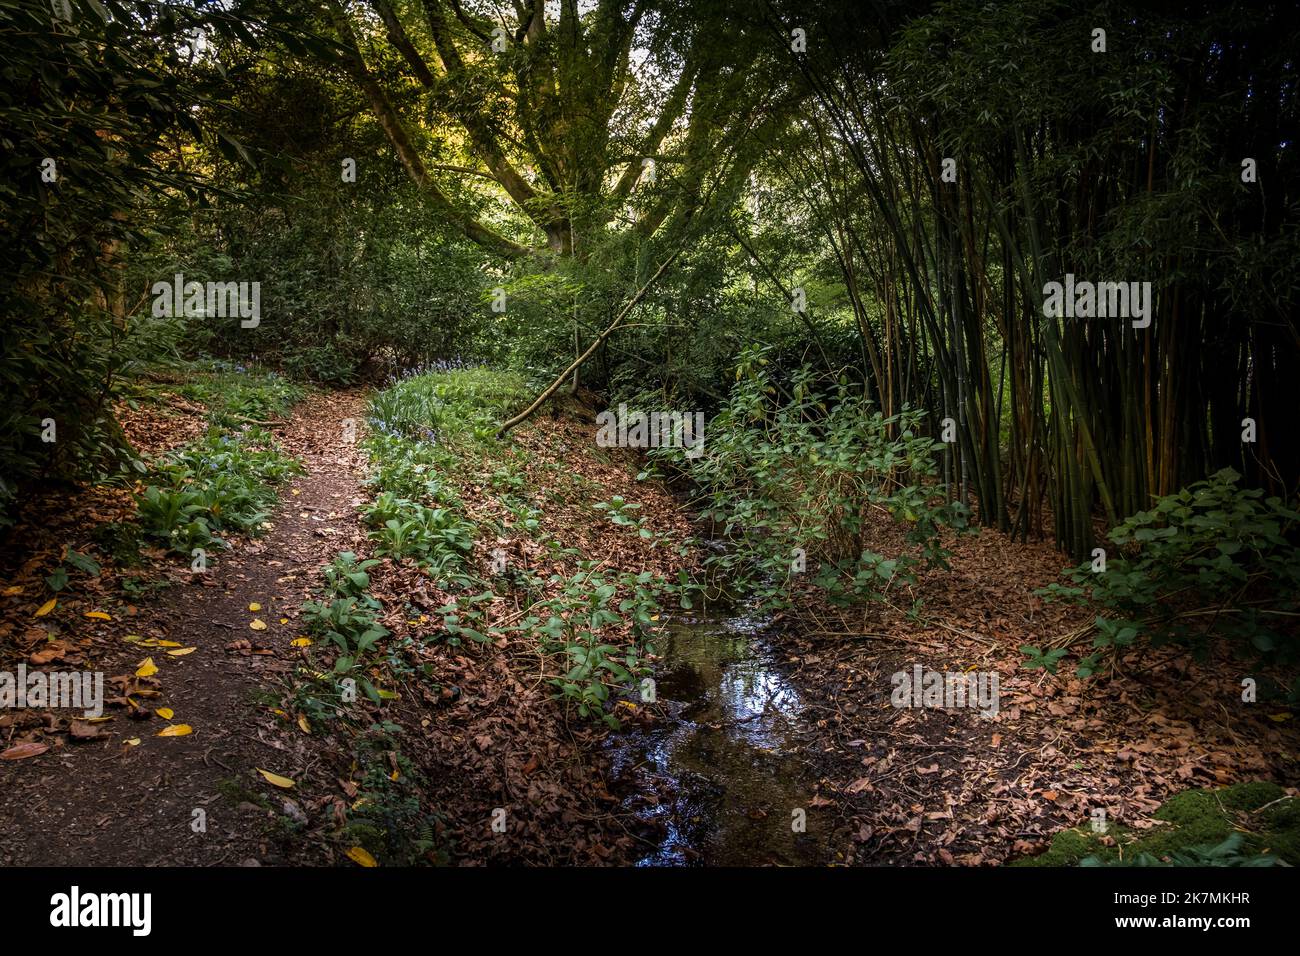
left=762, top=0, right=1299, bottom=558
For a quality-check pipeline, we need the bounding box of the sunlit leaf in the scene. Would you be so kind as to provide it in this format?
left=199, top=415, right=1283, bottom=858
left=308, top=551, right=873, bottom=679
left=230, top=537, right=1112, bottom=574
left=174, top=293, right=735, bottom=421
left=346, top=846, right=378, bottom=867
left=257, top=768, right=295, bottom=789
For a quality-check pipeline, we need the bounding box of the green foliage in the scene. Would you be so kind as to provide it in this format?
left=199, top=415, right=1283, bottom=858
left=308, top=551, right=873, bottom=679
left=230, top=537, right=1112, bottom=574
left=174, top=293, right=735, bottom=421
left=134, top=427, right=302, bottom=554
left=367, top=367, right=530, bottom=448
left=1019, top=645, right=1070, bottom=674
left=1080, top=832, right=1286, bottom=868
left=360, top=493, right=475, bottom=572
left=1038, top=469, right=1300, bottom=679
left=0, top=2, right=250, bottom=524
left=174, top=364, right=305, bottom=428
left=300, top=592, right=390, bottom=676
left=660, top=347, right=965, bottom=608
left=509, top=564, right=694, bottom=728
left=322, top=551, right=380, bottom=599
left=343, top=730, right=443, bottom=866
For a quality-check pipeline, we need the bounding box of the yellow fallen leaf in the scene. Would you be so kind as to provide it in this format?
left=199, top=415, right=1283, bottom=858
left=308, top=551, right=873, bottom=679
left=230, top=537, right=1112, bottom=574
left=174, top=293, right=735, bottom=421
left=249, top=619, right=267, bottom=631
left=346, top=846, right=377, bottom=868
left=85, top=716, right=113, bottom=723
left=155, top=640, right=183, bottom=648
left=156, top=707, right=174, bottom=720
left=297, top=714, right=311, bottom=734
left=157, top=724, right=193, bottom=737
left=279, top=618, right=289, bottom=625
left=3, top=585, right=23, bottom=596
left=167, top=647, right=196, bottom=656
left=377, top=688, right=398, bottom=700
left=122, top=635, right=143, bottom=643
left=291, top=488, right=300, bottom=496
left=248, top=602, right=262, bottom=612
left=272, top=708, right=288, bottom=718
left=1269, top=713, right=1293, bottom=722
left=291, top=637, right=312, bottom=648
left=34, top=598, right=56, bottom=618
left=135, top=657, right=158, bottom=678
left=125, top=738, right=141, bottom=746
left=257, top=768, right=295, bottom=789
left=85, top=611, right=111, bottom=621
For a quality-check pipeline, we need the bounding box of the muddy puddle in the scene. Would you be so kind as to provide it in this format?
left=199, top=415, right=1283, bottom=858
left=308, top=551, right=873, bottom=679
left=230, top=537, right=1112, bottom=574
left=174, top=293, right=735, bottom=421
left=610, top=602, right=832, bottom=866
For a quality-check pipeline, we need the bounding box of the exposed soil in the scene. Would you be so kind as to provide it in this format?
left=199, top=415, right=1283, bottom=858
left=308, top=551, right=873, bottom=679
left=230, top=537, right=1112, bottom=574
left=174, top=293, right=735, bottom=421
left=0, top=392, right=369, bottom=865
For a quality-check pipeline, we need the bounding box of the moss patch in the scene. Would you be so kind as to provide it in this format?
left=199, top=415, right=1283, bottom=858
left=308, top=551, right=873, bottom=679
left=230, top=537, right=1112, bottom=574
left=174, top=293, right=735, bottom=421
left=1011, top=781, right=1297, bottom=866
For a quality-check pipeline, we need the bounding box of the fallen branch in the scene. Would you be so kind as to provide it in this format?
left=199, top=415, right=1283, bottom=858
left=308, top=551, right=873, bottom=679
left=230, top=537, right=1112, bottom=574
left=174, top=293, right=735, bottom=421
left=496, top=250, right=681, bottom=438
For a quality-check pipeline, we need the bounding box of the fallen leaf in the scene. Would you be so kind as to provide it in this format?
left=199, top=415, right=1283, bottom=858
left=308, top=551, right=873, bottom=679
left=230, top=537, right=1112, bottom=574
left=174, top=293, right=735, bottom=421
left=34, top=598, right=56, bottom=618
left=167, top=648, right=196, bottom=656
left=135, top=657, right=158, bottom=678
left=257, top=768, right=295, bottom=789
left=297, top=714, right=311, bottom=734
left=70, top=720, right=108, bottom=741
left=1, top=742, right=49, bottom=760
left=346, top=846, right=377, bottom=867
left=125, top=738, right=141, bottom=747
left=84, top=611, right=111, bottom=621
left=290, top=637, right=312, bottom=647
left=156, top=707, right=174, bottom=720
left=156, top=724, right=193, bottom=737
left=1042, top=790, right=1059, bottom=802
left=248, top=602, right=262, bottom=612
left=3, top=585, right=23, bottom=596
left=249, top=619, right=267, bottom=631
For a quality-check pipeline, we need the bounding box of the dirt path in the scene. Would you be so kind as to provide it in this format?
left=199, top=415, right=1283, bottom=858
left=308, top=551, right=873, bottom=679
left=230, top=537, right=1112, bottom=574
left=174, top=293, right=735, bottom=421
left=0, top=393, right=368, bottom=866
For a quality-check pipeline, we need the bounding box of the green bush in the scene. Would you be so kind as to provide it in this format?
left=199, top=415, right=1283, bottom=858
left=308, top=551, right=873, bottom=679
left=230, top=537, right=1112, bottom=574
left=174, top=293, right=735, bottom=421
left=1039, top=469, right=1300, bottom=684
left=360, top=492, right=475, bottom=572
left=658, top=346, right=966, bottom=608
left=135, top=427, right=302, bottom=554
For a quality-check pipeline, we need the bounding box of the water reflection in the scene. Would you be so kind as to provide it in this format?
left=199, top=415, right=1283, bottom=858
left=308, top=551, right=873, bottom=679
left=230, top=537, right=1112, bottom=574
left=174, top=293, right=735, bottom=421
left=610, top=605, right=827, bottom=866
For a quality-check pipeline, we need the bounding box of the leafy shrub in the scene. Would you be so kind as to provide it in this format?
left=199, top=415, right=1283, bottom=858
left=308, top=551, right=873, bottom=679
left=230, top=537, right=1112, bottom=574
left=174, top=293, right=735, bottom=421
left=657, top=347, right=966, bottom=608
left=300, top=592, right=390, bottom=679
left=135, top=427, right=302, bottom=553
left=360, top=493, right=475, bottom=571
left=1038, top=468, right=1300, bottom=682
left=367, top=367, right=529, bottom=447
left=509, top=564, right=695, bottom=727
left=322, top=551, right=380, bottom=599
